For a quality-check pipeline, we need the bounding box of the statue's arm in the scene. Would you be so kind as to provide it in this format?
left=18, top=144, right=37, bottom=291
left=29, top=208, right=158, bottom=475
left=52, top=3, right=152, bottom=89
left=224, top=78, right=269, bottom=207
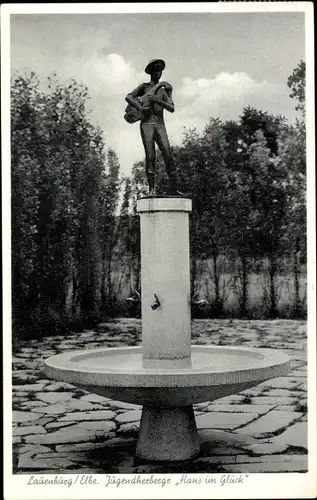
left=125, top=84, right=146, bottom=112
left=149, top=89, right=175, bottom=113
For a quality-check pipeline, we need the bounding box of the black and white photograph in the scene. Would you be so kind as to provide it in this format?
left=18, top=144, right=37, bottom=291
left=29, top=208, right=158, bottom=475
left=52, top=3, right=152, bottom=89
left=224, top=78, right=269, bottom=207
left=2, top=2, right=316, bottom=499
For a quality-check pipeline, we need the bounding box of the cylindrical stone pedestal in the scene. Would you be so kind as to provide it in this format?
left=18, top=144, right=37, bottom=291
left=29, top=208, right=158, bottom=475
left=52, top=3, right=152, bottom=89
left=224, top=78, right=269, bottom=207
left=136, top=197, right=198, bottom=462
left=137, top=197, right=192, bottom=369
left=135, top=406, right=200, bottom=461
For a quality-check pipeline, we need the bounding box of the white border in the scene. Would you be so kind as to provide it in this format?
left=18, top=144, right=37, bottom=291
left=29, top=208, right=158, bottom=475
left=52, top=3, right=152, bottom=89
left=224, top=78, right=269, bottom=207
left=2, top=3, right=316, bottom=499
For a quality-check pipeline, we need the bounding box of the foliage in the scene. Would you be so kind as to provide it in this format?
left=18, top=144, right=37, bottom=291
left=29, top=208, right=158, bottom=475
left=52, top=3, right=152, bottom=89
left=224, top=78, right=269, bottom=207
left=287, top=60, right=306, bottom=115
left=11, top=73, right=120, bottom=341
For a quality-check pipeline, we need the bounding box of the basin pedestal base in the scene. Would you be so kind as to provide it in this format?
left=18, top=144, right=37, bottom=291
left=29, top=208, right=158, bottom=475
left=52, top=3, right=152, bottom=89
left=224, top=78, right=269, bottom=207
left=135, top=405, right=200, bottom=462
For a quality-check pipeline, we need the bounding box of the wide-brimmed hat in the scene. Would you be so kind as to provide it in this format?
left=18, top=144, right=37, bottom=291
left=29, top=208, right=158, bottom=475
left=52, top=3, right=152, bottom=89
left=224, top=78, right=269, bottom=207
left=145, top=58, right=166, bottom=74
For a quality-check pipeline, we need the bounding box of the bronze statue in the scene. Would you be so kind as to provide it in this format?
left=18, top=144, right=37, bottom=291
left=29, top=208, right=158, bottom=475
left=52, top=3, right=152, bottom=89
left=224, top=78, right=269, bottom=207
left=125, top=59, right=183, bottom=196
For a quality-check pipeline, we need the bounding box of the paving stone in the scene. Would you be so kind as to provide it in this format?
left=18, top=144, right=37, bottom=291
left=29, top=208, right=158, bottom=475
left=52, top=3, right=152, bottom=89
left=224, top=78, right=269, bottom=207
left=12, top=373, right=38, bottom=383
left=80, top=394, right=109, bottom=404
left=33, top=417, right=55, bottom=426
left=18, top=349, right=40, bottom=356
left=117, top=457, right=136, bottom=473
left=196, top=412, right=256, bottom=430
left=18, top=444, right=43, bottom=454
left=194, top=410, right=205, bottom=418
left=193, top=402, right=210, bottom=410
left=20, top=401, right=49, bottom=409
left=195, top=455, right=237, bottom=465
left=24, top=422, right=116, bottom=445
left=201, top=445, right=241, bottom=456
left=45, top=421, right=78, bottom=430
left=56, top=437, right=118, bottom=452
left=77, top=421, right=116, bottom=432
left=259, top=377, right=302, bottom=390
left=19, top=456, right=76, bottom=470
left=102, top=436, right=136, bottom=448
left=22, top=361, right=42, bottom=369
left=119, top=422, right=140, bottom=435
left=238, top=388, right=265, bottom=397
left=68, top=400, right=103, bottom=411
left=35, top=451, right=89, bottom=461
left=199, top=428, right=254, bottom=450
left=78, top=330, right=95, bottom=337
left=39, top=351, right=57, bottom=357
left=44, top=382, right=75, bottom=391
left=274, top=422, right=307, bottom=449
left=251, top=396, right=297, bottom=405
left=30, top=403, right=71, bottom=415
left=14, top=425, right=47, bottom=436
left=13, top=392, right=29, bottom=398
left=56, top=343, right=77, bottom=350
left=60, top=410, right=115, bottom=421
left=42, top=467, right=106, bottom=473
left=235, top=410, right=302, bottom=437
left=235, top=453, right=307, bottom=464
left=13, top=411, right=44, bottom=423
left=115, top=410, right=142, bottom=424
left=243, top=442, right=288, bottom=455
left=264, top=389, right=294, bottom=397
left=290, top=370, right=307, bottom=377
left=222, top=457, right=308, bottom=473
left=36, top=392, right=73, bottom=403
left=107, top=400, right=142, bottom=410
left=206, top=404, right=273, bottom=414
left=12, top=356, right=24, bottom=363
left=213, top=395, right=246, bottom=404
left=18, top=445, right=53, bottom=467
left=13, top=384, right=46, bottom=392
left=274, top=405, right=298, bottom=411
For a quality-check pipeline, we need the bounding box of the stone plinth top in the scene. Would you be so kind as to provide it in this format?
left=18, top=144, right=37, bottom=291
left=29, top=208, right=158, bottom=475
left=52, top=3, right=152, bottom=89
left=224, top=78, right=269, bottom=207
left=137, top=197, right=192, bottom=213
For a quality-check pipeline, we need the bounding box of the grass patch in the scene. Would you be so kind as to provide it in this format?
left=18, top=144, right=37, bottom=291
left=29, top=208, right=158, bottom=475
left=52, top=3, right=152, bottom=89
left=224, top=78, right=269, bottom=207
left=127, top=339, right=140, bottom=346
left=240, top=395, right=253, bottom=404
left=12, top=376, right=37, bottom=385
left=234, top=336, right=248, bottom=345
left=293, top=400, right=308, bottom=414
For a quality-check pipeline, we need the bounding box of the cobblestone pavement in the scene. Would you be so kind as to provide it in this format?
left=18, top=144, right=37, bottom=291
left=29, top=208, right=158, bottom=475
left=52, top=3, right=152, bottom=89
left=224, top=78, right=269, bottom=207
left=12, top=319, right=307, bottom=474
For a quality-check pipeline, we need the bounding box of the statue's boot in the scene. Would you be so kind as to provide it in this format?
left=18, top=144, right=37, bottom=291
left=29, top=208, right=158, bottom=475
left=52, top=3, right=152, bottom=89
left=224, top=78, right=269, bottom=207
left=168, top=170, right=185, bottom=197
left=148, top=173, right=156, bottom=196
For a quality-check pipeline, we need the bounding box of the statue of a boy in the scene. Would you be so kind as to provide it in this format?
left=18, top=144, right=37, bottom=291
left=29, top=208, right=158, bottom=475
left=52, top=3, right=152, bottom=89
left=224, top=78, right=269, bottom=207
left=125, top=59, right=182, bottom=196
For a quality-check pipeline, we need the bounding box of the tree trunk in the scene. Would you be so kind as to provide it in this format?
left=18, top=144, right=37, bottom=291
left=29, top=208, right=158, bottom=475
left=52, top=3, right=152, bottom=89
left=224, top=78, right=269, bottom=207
left=78, top=191, right=101, bottom=326
left=106, top=249, right=113, bottom=309
left=293, top=236, right=301, bottom=316
left=239, top=252, right=249, bottom=317
left=212, top=247, right=222, bottom=313
left=190, top=256, right=198, bottom=298
left=100, top=256, right=107, bottom=311
left=134, top=255, right=141, bottom=293
left=268, top=253, right=278, bottom=318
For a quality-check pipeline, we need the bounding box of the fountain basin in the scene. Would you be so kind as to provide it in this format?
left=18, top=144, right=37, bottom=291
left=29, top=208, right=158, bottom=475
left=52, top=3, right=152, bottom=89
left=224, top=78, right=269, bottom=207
left=44, top=345, right=290, bottom=406
left=45, top=345, right=290, bottom=461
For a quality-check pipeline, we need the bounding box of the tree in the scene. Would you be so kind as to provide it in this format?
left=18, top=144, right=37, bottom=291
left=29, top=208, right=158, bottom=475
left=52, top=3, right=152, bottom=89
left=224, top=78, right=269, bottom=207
left=99, top=148, right=121, bottom=310
left=11, top=72, right=111, bottom=339
left=287, top=60, right=305, bottom=116
left=248, top=130, right=288, bottom=317
left=175, top=121, right=230, bottom=313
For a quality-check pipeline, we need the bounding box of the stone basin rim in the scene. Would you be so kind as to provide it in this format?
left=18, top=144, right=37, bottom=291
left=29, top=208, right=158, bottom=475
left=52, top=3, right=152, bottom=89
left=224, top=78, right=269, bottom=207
left=44, top=345, right=290, bottom=388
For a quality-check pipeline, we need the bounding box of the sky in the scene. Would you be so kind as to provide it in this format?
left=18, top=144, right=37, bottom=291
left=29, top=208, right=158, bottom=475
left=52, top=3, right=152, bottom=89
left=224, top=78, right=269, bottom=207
left=10, top=12, right=305, bottom=176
